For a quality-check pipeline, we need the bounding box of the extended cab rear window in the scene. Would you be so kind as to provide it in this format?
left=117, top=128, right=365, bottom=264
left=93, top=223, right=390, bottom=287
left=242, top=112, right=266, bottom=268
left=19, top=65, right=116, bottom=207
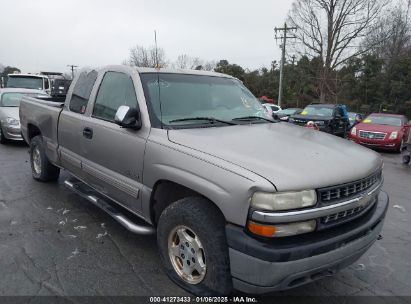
left=69, top=70, right=98, bottom=114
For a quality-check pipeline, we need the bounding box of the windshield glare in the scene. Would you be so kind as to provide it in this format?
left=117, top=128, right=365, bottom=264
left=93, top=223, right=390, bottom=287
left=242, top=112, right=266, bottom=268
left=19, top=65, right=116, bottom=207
left=7, top=77, right=44, bottom=90
left=301, top=106, right=333, bottom=117
left=279, top=109, right=297, bottom=115
left=0, top=92, right=48, bottom=107
left=363, top=115, right=402, bottom=127
left=141, top=73, right=270, bottom=127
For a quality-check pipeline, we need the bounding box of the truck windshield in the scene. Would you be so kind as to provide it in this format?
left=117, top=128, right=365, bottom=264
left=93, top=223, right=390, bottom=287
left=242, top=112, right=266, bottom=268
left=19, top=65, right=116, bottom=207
left=301, top=106, right=334, bottom=117
left=0, top=92, right=48, bottom=107
left=7, top=76, right=44, bottom=90
left=140, top=73, right=270, bottom=128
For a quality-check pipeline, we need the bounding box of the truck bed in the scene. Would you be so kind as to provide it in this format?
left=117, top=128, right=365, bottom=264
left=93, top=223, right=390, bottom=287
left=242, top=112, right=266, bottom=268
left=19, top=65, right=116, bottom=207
left=19, top=96, right=64, bottom=165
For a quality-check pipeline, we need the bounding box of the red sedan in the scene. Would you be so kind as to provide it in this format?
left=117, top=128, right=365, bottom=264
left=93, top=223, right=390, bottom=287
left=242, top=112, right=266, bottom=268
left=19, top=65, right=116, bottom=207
left=349, top=113, right=410, bottom=153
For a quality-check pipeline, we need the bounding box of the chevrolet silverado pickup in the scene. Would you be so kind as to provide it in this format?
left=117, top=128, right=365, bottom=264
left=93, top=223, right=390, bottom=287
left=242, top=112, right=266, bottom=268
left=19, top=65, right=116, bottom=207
left=19, top=65, right=388, bottom=295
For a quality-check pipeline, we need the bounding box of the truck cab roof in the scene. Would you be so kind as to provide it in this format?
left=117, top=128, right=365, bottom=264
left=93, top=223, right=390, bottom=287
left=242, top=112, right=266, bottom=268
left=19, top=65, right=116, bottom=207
left=87, top=65, right=236, bottom=79
left=8, top=74, right=49, bottom=79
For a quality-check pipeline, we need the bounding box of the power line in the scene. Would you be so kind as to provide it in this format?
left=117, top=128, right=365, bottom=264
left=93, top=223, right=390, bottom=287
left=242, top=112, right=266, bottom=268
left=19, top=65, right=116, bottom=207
left=274, top=23, right=297, bottom=107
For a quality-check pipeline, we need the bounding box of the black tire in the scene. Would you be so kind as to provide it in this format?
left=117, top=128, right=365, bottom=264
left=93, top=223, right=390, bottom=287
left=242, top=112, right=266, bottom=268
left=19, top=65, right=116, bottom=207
left=30, top=135, right=60, bottom=182
left=0, top=125, right=9, bottom=144
left=157, top=197, right=232, bottom=296
left=396, top=139, right=405, bottom=154
left=403, top=154, right=410, bottom=165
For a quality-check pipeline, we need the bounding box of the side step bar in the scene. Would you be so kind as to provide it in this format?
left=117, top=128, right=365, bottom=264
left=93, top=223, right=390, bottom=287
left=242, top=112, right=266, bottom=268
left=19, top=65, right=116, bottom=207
left=64, top=178, right=155, bottom=235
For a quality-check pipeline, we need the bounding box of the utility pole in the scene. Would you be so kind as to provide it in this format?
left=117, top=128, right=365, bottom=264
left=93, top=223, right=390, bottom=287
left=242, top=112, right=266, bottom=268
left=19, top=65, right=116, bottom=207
left=275, top=23, right=296, bottom=107
left=67, top=65, right=78, bottom=79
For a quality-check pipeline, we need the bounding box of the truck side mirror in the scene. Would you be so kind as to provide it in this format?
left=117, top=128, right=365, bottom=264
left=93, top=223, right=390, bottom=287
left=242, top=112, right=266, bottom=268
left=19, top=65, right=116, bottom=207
left=114, top=105, right=142, bottom=130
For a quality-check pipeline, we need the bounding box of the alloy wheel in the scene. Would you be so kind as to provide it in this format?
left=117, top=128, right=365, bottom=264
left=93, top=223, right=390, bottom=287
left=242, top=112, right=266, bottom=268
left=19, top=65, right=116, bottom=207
left=32, top=146, right=42, bottom=174
left=168, top=225, right=206, bottom=285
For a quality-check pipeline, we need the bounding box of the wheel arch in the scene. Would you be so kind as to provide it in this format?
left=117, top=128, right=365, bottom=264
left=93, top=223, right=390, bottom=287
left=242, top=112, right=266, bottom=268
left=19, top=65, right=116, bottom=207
left=27, top=124, right=42, bottom=142
left=149, top=179, right=225, bottom=226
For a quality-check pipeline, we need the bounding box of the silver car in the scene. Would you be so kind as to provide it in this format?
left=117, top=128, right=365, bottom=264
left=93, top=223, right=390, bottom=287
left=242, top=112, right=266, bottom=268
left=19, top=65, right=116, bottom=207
left=0, top=88, right=48, bottom=144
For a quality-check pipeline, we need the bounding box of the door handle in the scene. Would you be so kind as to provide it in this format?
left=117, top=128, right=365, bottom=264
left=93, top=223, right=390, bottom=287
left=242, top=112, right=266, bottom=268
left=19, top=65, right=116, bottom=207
left=83, top=127, right=93, bottom=139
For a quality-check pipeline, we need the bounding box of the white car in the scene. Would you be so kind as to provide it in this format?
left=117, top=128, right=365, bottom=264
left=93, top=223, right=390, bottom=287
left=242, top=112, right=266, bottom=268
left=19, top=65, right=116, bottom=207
left=262, top=103, right=282, bottom=117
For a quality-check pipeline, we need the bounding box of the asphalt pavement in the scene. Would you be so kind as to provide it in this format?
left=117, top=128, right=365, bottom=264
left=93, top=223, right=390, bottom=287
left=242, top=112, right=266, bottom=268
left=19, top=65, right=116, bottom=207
left=0, top=141, right=410, bottom=300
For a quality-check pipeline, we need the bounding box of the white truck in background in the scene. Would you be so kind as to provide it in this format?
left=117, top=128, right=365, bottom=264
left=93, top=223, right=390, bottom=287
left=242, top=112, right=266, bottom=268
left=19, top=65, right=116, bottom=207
left=6, top=74, right=51, bottom=95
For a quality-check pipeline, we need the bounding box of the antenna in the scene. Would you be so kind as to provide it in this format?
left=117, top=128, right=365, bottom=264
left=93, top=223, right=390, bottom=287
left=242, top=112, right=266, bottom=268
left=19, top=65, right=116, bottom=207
left=154, top=30, right=159, bottom=69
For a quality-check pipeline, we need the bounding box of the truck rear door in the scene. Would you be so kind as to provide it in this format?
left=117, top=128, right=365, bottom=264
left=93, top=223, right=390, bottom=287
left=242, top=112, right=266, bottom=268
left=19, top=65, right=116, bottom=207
left=78, top=69, right=149, bottom=215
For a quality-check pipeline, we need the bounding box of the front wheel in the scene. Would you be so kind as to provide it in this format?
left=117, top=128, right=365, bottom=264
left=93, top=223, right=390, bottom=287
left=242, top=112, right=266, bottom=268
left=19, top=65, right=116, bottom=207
left=157, top=197, right=232, bottom=295
left=30, top=135, right=60, bottom=182
left=397, top=139, right=405, bottom=154
left=403, top=154, right=411, bottom=165
left=0, top=126, right=9, bottom=144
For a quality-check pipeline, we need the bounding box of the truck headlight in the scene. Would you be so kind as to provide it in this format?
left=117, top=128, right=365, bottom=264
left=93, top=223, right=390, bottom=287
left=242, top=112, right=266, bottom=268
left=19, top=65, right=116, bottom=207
left=351, top=127, right=357, bottom=136
left=389, top=131, right=398, bottom=139
left=6, top=117, right=19, bottom=126
left=251, top=190, right=317, bottom=211
left=248, top=220, right=316, bottom=237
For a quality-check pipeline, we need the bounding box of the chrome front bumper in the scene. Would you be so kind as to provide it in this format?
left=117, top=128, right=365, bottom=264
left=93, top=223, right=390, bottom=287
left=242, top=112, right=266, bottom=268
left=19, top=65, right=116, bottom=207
left=229, top=191, right=389, bottom=294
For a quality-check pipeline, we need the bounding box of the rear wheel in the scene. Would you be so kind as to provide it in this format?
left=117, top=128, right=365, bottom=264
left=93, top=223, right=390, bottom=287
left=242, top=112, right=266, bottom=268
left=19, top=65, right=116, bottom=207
left=157, top=197, right=232, bottom=295
left=30, top=135, right=60, bottom=182
left=403, top=154, right=410, bottom=165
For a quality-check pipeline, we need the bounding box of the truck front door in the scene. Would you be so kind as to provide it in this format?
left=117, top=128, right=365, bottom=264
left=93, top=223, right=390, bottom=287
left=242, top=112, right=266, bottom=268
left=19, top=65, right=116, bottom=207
left=80, top=71, right=148, bottom=214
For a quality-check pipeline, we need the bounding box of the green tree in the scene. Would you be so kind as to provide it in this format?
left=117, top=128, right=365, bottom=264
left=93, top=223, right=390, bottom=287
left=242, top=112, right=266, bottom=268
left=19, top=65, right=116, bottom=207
left=214, top=60, right=245, bottom=80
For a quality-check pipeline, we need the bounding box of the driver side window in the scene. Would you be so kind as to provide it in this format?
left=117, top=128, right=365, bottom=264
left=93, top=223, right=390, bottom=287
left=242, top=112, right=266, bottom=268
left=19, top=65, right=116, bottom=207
left=93, top=72, right=138, bottom=122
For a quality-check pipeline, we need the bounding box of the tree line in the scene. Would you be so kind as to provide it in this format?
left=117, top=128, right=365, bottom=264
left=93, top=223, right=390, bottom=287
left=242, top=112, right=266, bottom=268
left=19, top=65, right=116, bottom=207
left=2, top=0, right=409, bottom=116
left=123, top=0, right=410, bottom=116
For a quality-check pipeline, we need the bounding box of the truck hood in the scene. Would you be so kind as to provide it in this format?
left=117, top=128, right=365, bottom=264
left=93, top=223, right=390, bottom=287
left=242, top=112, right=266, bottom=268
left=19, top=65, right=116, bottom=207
left=168, top=123, right=382, bottom=191
left=0, top=107, right=19, bottom=121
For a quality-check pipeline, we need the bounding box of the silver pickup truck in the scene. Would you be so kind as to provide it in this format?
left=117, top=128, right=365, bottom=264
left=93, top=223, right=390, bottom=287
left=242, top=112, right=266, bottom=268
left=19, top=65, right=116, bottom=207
left=19, top=65, right=388, bottom=295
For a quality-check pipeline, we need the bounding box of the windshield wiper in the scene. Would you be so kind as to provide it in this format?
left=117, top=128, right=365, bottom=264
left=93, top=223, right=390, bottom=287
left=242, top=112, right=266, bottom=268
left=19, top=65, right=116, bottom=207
left=168, top=117, right=237, bottom=125
left=232, top=116, right=276, bottom=123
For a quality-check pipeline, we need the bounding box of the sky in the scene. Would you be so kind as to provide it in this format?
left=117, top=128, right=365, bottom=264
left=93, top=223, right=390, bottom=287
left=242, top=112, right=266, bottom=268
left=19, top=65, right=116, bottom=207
left=0, top=0, right=293, bottom=74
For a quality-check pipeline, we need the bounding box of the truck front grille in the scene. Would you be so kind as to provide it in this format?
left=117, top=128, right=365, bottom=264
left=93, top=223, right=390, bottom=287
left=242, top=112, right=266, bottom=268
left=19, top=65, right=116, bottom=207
left=359, top=130, right=386, bottom=140
left=292, top=119, right=307, bottom=125
left=318, top=170, right=382, bottom=203
left=321, top=197, right=376, bottom=224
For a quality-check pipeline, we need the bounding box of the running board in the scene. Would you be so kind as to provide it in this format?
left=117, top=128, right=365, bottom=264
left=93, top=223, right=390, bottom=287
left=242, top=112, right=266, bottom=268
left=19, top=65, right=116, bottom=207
left=64, top=178, right=155, bottom=235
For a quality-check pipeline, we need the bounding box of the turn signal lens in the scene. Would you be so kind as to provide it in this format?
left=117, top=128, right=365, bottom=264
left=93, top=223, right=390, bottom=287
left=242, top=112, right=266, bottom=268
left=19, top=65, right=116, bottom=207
left=247, top=220, right=316, bottom=238
left=247, top=221, right=277, bottom=237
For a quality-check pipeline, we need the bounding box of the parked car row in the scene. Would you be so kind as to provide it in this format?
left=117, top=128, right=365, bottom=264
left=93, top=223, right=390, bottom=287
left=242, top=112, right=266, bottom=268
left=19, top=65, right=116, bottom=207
left=279, top=102, right=410, bottom=154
